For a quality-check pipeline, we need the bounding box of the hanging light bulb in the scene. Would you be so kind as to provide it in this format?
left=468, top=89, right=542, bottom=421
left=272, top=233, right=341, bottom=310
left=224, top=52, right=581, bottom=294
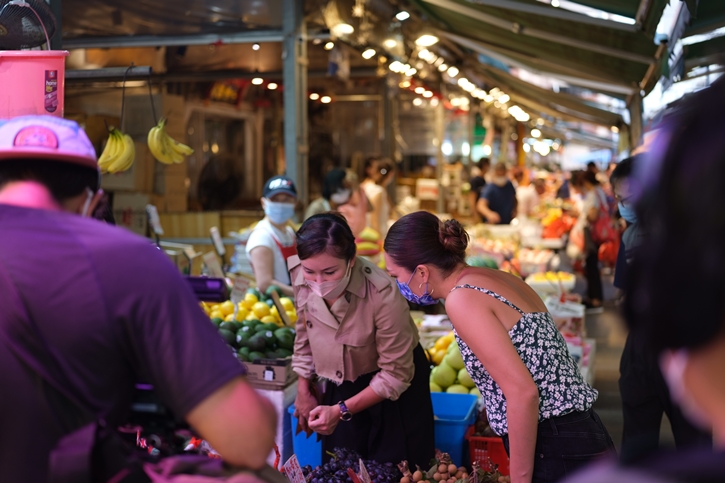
left=396, top=11, right=410, bottom=21
left=447, top=66, right=459, bottom=77
left=324, top=42, right=335, bottom=50
left=415, top=34, right=439, bottom=47
left=267, top=83, right=278, bottom=90
left=309, top=93, right=320, bottom=100
left=362, top=48, right=376, bottom=59
left=252, top=77, right=263, bottom=85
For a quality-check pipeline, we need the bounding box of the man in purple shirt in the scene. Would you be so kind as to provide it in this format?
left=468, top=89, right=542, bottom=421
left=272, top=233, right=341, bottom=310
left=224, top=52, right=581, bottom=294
left=0, top=116, right=276, bottom=481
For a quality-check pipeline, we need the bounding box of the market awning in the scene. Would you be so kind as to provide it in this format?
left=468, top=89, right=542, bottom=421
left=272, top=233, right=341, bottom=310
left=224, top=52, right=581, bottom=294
left=685, top=35, right=725, bottom=71
left=684, top=0, right=725, bottom=36
left=413, top=0, right=668, bottom=94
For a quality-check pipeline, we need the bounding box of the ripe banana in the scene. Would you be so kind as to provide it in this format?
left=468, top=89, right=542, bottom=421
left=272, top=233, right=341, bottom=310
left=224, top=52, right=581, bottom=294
left=147, top=118, right=193, bottom=164
left=97, top=128, right=135, bottom=174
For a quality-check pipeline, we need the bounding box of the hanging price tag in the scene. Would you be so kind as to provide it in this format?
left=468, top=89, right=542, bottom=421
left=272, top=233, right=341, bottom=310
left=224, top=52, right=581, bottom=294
left=283, top=455, right=306, bottom=483
left=145, top=205, right=164, bottom=235
left=358, top=459, right=372, bottom=483
left=230, top=277, right=250, bottom=320
left=202, top=252, right=224, bottom=278
left=210, top=226, right=226, bottom=257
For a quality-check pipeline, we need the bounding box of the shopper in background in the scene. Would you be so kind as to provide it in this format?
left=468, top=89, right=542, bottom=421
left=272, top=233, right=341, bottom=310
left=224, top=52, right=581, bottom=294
left=515, top=171, right=545, bottom=218
left=290, top=213, right=434, bottom=469
left=468, top=158, right=490, bottom=222
left=611, top=156, right=711, bottom=463
left=305, top=167, right=356, bottom=220
left=477, top=162, right=518, bottom=224
left=363, top=158, right=394, bottom=238
left=0, top=116, right=277, bottom=482
left=568, top=170, right=606, bottom=313
left=247, top=175, right=298, bottom=297
left=384, top=211, right=615, bottom=483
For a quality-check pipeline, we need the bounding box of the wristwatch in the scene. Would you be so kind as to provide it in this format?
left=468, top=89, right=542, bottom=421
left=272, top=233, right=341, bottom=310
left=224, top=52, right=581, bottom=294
left=337, top=400, right=353, bottom=421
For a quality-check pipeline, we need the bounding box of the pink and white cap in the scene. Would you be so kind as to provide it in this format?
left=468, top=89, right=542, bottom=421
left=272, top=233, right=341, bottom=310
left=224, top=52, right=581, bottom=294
left=0, top=115, right=98, bottom=170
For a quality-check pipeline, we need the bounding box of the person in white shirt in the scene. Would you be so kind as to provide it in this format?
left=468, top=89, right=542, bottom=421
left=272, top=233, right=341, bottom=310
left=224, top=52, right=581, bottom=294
left=246, top=175, right=298, bottom=297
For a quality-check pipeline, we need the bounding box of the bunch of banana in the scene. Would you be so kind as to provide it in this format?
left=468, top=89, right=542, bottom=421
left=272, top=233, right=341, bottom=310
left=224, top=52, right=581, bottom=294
left=147, top=118, right=193, bottom=165
left=97, top=128, right=135, bottom=174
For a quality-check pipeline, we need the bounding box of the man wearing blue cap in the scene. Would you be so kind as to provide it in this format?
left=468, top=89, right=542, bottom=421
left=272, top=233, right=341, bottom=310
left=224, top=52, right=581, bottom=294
left=0, top=116, right=277, bottom=481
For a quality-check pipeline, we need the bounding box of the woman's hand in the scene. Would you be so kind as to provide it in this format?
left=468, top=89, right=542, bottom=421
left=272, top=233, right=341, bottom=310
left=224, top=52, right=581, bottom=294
left=308, top=405, right=342, bottom=435
left=294, top=390, right=319, bottom=433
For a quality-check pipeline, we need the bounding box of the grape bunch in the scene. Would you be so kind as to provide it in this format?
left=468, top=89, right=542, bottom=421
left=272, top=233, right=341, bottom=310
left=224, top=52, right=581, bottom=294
left=301, top=447, right=401, bottom=483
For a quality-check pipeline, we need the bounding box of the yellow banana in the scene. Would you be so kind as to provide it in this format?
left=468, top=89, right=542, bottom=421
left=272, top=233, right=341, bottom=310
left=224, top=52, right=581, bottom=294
left=97, top=129, right=123, bottom=173
left=162, top=133, right=184, bottom=163
left=166, top=135, right=194, bottom=157
left=107, top=133, right=136, bottom=174
left=147, top=118, right=193, bottom=165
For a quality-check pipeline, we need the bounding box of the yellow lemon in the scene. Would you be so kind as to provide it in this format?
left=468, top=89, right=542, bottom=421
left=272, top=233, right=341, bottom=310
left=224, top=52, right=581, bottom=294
left=285, top=310, right=298, bottom=323
left=209, top=310, right=224, bottom=320
left=261, top=315, right=278, bottom=324
left=219, top=300, right=235, bottom=316
left=270, top=305, right=280, bottom=317
left=279, top=297, right=295, bottom=311
left=432, top=350, right=446, bottom=366
left=244, top=292, right=259, bottom=305
left=252, top=302, right=271, bottom=319
left=434, top=337, right=452, bottom=352
left=235, top=307, right=249, bottom=322
left=245, top=312, right=257, bottom=321
left=224, top=313, right=235, bottom=322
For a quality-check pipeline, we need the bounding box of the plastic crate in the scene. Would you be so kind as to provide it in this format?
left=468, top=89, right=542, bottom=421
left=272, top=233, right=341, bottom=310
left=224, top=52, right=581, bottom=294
left=465, top=426, right=510, bottom=476
left=431, top=393, right=478, bottom=465
left=287, top=405, right=322, bottom=468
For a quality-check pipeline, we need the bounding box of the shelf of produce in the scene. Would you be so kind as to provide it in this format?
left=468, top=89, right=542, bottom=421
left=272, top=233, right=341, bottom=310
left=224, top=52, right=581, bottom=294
left=521, top=236, right=565, bottom=250
left=256, top=380, right=298, bottom=466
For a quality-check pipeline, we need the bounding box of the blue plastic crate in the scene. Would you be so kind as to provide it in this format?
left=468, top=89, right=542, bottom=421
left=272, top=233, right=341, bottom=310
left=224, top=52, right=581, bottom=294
left=288, top=405, right=322, bottom=468
left=431, top=393, right=479, bottom=465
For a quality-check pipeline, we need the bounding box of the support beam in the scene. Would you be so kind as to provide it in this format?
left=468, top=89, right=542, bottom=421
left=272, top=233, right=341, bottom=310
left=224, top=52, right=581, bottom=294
left=435, top=100, right=445, bottom=214
left=49, top=0, right=62, bottom=49
left=283, top=0, right=309, bottom=211
left=422, top=0, right=653, bottom=64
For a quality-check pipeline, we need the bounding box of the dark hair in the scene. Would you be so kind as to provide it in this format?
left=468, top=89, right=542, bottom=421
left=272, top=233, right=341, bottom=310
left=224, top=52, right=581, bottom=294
left=609, top=156, right=637, bottom=188
left=0, top=159, right=99, bottom=202
left=296, top=212, right=357, bottom=262
left=321, top=168, right=346, bottom=200
left=571, top=170, right=598, bottom=187
left=479, top=158, right=491, bottom=168
left=384, top=211, right=468, bottom=276
left=586, top=161, right=598, bottom=170
left=625, top=78, right=725, bottom=352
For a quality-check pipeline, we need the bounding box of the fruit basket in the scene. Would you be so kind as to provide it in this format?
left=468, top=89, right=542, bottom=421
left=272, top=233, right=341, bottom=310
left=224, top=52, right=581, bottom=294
left=465, top=426, right=510, bottom=476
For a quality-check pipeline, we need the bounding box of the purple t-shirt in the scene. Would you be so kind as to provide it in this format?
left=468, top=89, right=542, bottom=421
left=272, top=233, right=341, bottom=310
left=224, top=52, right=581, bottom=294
left=0, top=204, right=245, bottom=482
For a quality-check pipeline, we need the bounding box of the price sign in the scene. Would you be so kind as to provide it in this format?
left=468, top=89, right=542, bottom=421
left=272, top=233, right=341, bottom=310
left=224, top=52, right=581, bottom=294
left=146, top=205, right=164, bottom=235
left=202, top=252, right=224, bottom=278
left=210, top=226, right=226, bottom=257
left=283, top=455, right=306, bottom=483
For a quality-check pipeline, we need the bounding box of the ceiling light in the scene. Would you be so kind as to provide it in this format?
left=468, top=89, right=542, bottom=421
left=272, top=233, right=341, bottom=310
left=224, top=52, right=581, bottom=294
left=434, top=57, right=444, bottom=67
left=536, top=118, right=545, bottom=126
left=483, top=95, right=494, bottom=103
left=450, top=98, right=461, bottom=107
left=418, top=49, right=431, bottom=60
left=426, top=54, right=437, bottom=64
left=413, top=98, right=423, bottom=106
left=400, top=81, right=411, bottom=88
left=438, top=63, right=448, bottom=72
left=523, top=143, right=531, bottom=153
left=430, top=97, right=439, bottom=107
left=252, top=43, right=260, bottom=51
left=362, top=48, right=376, bottom=59
left=396, top=11, right=410, bottom=21
left=552, top=142, right=560, bottom=150
left=332, top=23, right=355, bottom=36
left=423, top=90, right=433, bottom=98
left=499, top=94, right=510, bottom=103
left=415, top=86, right=425, bottom=94
left=611, top=126, right=619, bottom=133
left=483, top=145, right=492, bottom=156
left=389, top=61, right=404, bottom=72
left=324, top=42, right=334, bottom=50
left=415, top=34, right=439, bottom=47
left=267, top=83, right=278, bottom=90
left=531, top=128, right=542, bottom=138
left=383, top=38, right=398, bottom=49
left=320, top=96, right=332, bottom=104
left=447, top=66, right=459, bottom=77
left=405, top=68, right=417, bottom=76
left=251, top=77, right=263, bottom=85
left=551, top=0, right=560, bottom=7
left=309, top=93, right=320, bottom=100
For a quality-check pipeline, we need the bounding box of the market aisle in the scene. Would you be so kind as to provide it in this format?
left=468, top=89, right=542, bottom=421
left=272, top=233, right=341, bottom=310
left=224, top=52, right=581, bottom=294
left=585, top=280, right=676, bottom=454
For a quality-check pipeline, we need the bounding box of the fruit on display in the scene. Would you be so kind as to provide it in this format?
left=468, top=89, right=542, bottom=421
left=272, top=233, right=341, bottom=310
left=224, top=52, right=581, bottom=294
left=398, top=452, right=501, bottom=483
left=97, top=127, right=135, bottom=174
left=147, top=118, right=194, bottom=165
left=427, top=335, right=479, bottom=396
left=356, top=227, right=382, bottom=256
left=199, top=287, right=298, bottom=363
left=301, top=447, right=401, bottom=483
left=527, top=271, right=575, bottom=284
left=465, top=256, right=498, bottom=269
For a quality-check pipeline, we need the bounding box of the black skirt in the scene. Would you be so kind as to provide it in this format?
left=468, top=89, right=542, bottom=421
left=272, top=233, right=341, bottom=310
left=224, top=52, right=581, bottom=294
left=321, top=344, right=435, bottom=469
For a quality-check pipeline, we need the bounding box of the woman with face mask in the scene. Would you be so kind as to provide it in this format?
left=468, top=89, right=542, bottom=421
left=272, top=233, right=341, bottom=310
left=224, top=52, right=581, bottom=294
left=246, top=175, right=298, bottom=297
left=289, top=213, right=434, bottom=469
left=384, top=212, right=616, bottom=483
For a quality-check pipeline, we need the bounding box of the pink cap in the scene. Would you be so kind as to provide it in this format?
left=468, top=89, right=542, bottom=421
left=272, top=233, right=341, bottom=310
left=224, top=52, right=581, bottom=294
left=0, top=115, right=97, bottom=170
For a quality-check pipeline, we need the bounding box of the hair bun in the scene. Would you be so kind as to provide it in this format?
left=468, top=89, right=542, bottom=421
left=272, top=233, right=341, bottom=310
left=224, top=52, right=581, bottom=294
left=439, top=219, right=469, bottom=257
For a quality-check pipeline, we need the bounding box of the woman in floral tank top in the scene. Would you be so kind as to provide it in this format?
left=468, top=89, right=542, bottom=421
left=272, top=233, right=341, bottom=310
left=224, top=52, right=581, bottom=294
left=384, top=212, right=616, bottom=483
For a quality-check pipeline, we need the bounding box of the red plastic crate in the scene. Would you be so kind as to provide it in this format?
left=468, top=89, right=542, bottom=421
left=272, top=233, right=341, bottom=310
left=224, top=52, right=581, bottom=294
left=465, top=426, right=510, bottom=476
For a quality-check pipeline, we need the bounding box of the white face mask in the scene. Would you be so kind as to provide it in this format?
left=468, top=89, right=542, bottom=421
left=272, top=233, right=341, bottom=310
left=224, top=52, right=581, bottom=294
left=493, top=176, right=508, bottom=187
left=263, top=199, right=295, bottom=225
left=306, top=263, right=352, bottom=300
left=660, top=350, right=712, bottom=430
left=330, top=189, right=351, bottom=205
left=80, top=188, right=94, bottom=217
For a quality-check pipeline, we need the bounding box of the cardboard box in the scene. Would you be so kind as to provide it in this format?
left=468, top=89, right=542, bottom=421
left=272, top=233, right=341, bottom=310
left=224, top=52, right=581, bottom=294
left=245, top=358, right=295, bottom=390
left=112, top=192, right=150, bottom=236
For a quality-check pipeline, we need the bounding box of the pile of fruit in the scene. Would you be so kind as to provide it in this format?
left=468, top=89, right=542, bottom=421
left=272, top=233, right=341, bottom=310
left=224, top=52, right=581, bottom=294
left=200, top=286, right=297, bottom=362
left=356, top=227, right=382, bottom=257
left=427, top=334, right=480, bottom=397
left=301, top=447, right=401, bottom=483
left=526, top=271, right=575, bottom=284
left=540, top=208, right=575, bottom=239
left=398, top=452, right=501, bottom=483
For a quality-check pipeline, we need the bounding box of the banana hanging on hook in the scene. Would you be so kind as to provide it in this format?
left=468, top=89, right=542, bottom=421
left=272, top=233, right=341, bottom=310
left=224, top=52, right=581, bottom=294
left=148, top=118, right=194, bottom=165
left=97, top=127, right=135, bottom=174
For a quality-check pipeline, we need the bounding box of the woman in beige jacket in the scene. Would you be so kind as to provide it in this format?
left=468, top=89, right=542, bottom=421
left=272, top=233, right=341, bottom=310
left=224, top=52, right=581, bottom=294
left=289, top=213, right=434, bottom=468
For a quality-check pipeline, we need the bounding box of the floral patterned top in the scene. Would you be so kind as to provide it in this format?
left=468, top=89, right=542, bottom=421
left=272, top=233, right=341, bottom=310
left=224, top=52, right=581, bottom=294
left=452, top=284, right=598, bottom=436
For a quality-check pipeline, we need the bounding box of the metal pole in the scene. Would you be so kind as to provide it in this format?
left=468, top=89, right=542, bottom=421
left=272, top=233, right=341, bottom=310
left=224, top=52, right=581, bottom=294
left=435, top=101, right=445, bottom=214
left=48, top=0, right=62, bottom=50
left=283, top=0, right=309, bottom=211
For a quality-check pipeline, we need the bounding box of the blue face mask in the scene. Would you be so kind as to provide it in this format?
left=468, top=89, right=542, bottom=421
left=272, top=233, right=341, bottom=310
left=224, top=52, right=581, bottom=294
left=618, top=202, right=637, bottom=224
left=396, top=269, right=438, bottom=306
left=264, top=200, right=295, bottom=225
